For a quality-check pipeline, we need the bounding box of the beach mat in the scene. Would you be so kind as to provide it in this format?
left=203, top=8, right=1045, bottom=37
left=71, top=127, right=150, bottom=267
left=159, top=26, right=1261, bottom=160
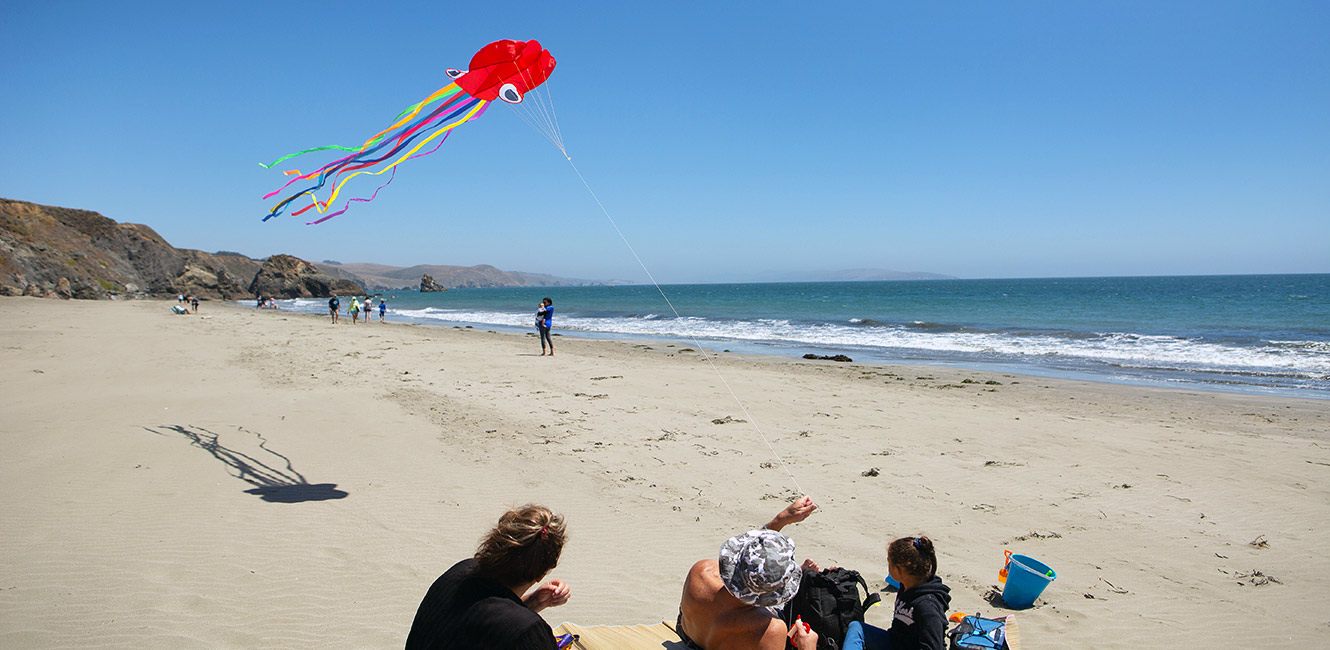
left=555, top=617, right=1018, bottom=650
left=1005, top=615, right=1022, bottom=649
left=553, top=621, right=689, bottom=650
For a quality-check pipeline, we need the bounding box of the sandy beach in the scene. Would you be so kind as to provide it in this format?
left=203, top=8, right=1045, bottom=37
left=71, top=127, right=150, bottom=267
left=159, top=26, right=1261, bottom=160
left=1, top=296, right=1327, bottom=649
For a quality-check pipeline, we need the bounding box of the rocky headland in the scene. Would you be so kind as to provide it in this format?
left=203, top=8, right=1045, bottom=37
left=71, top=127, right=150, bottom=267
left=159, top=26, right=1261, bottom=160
left=248, top=255, right=363, bottom=299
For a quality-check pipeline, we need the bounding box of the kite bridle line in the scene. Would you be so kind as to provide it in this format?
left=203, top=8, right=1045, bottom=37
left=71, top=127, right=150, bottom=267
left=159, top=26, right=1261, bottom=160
left=505, top=79, right=807, bottom=497
left=504, top=68, right=566, bottom=154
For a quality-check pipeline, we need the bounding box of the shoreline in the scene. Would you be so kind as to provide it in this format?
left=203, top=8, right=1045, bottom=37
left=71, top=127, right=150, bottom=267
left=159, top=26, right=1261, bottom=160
left=229, top=297, right=1330, bottom=402
left=3, top=296, right=1328, bottom=648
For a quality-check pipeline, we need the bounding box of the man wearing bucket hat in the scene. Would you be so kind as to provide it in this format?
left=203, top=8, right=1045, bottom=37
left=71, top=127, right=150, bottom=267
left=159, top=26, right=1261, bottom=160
left=677, top=496, right=820, bottom=650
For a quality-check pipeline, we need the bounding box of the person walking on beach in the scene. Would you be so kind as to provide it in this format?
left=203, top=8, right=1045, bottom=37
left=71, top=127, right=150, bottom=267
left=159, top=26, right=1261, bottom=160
left=536, top=298, right=554, bottom=356
left=350, top=297, right=361, bottom=324
left=329, top=294, right=340, bottom=323
left=190, top=295, right=199, bottom=313
left=378, top=298, right=387, bottom=322
left=405, top=504, right=571, bottom=650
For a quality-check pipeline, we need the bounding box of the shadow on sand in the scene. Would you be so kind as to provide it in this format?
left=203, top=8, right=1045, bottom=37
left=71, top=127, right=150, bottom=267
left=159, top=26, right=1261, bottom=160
left=147, top=424, right=348, bottom=503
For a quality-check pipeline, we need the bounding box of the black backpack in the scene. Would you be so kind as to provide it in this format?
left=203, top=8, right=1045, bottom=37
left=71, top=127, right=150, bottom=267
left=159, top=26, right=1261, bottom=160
left=781, top=567, right=882, bottom=650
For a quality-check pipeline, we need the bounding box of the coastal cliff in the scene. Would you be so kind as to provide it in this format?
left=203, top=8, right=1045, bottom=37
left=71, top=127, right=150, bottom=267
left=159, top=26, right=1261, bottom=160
left=0, top=198, right=257, bottom=299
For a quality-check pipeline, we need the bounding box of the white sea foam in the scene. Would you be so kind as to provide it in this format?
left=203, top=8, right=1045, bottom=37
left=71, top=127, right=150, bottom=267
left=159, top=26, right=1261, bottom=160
left=245, top=301, right=1330, bottom=383
left=386, top=308, right=1330, bottom=379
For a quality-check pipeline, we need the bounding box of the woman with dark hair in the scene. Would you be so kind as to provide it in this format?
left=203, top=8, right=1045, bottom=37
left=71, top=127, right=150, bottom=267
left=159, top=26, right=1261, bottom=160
left=405, top=505, right=571, bottom=650
left=536, top=298, right=554, bottom=356
left=841, top=535, right=951, bottom=650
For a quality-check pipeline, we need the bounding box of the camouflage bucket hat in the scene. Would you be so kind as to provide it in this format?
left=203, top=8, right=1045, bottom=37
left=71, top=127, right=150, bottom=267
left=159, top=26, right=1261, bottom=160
left=718, top=529, right=801, bottom=608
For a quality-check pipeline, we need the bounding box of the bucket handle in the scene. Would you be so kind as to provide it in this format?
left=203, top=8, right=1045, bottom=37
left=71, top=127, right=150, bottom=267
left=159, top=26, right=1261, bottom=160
left=1006, top=554, right=1056, bottom=582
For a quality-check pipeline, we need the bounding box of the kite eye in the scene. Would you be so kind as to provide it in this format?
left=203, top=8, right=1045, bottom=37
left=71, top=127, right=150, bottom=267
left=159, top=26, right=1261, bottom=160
left=498, top=83, right=523, bottom=104
left=445, top=68, right=465, bottom=79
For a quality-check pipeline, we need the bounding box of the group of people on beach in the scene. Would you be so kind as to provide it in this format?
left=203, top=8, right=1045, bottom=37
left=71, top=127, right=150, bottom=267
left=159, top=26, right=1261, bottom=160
left=327, top=294, right=386, bottom=324
left=319, top=295, right=555, bottom=347
left=405, top=497, right=950, bottom=650
left=176, top=294, right=200, bottom=313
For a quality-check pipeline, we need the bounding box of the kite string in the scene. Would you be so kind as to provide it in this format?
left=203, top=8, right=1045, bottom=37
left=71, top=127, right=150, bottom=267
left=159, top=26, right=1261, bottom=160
left=563, top=157, right=806, bottom=497
left=505, top=80, right=802, bottom=494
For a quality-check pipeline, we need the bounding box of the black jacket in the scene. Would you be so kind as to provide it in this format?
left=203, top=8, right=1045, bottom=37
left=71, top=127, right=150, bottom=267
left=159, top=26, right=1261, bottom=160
left=888, top=576, right=951, bottom=650
left=405, top=559, right=556, bottom=650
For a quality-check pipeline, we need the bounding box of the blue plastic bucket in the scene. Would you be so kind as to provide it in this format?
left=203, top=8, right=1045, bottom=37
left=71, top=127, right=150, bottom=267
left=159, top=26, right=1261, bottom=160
left=1001, top=554, right=1056, bottom=609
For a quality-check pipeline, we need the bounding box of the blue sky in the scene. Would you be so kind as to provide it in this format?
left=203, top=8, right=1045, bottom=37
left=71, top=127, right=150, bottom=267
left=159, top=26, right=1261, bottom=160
left=2, top=1, right=1326, bottom=282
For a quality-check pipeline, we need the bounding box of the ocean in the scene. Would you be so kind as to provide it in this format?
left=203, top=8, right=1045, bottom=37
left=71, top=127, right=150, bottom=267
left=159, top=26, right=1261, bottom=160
left=255, top=274, right=1330, bottom=399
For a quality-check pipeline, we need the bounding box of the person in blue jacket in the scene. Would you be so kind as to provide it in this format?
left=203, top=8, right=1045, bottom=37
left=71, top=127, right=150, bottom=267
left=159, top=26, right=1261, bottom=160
left=536, top=298, right=554, bottom=356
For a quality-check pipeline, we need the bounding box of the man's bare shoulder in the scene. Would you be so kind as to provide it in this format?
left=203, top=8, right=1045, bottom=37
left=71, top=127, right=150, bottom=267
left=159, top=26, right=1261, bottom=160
left=687, top=559, right=718, bottom=579
left=684, top=559, right=721, bottom=599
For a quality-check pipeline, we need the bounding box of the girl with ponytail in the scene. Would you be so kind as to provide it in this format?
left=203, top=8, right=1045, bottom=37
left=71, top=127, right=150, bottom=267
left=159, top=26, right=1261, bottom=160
left=842, top=535, right=951, bottom=650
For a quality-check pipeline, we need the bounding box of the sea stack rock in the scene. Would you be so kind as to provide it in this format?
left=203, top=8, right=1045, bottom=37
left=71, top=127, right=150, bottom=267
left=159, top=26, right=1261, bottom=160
left=249, top=254, right=363, bottom=298
left=420, top=273, right=446, bottom=292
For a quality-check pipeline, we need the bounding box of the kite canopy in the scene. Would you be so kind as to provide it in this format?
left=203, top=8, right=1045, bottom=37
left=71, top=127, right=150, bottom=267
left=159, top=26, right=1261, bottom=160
left=446, top=39, right=556, bottom=104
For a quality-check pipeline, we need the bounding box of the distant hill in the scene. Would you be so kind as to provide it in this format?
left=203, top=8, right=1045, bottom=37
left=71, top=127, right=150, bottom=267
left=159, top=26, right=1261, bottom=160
left=319, top=262, right=608, bottom=291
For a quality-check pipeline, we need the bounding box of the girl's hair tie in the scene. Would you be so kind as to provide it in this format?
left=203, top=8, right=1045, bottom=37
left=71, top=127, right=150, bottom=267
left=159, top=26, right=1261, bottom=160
left=912, top=537, right=922, bottom=549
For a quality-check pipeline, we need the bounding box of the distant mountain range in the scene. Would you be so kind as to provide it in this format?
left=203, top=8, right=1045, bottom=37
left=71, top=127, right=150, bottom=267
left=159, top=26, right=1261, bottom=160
left=317, top=262, right=610, bottom=292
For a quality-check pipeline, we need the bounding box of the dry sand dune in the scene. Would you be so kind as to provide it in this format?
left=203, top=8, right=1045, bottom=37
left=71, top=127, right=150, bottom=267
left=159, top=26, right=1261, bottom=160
left=1, top=297, right=1327, bottom=648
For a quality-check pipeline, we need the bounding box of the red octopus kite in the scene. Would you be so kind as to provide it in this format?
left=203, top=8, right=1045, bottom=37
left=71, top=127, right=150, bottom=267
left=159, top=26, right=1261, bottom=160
left=446, top=39, right=557, bottom=104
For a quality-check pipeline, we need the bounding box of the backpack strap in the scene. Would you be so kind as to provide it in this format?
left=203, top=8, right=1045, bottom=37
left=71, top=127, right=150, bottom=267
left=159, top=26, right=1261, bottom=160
left=853, top=572, right=882, bottom=614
